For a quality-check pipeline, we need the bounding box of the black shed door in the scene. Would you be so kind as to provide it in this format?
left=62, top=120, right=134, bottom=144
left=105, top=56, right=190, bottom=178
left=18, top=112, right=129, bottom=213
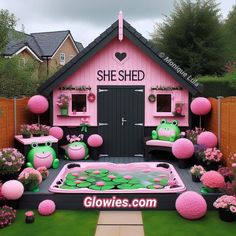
left=98, top=86, right=144, bottom=157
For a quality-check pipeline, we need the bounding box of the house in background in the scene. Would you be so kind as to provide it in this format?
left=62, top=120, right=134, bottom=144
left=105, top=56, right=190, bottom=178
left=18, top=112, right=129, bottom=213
left=2, top=30, right=83, bottom=79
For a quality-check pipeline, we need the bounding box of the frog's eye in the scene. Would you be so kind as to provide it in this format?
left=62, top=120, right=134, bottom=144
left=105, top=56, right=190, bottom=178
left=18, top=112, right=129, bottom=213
left=160, top=119, right=167, bottom=125
left=45, top=141, right=52, bottom=147
left=172, top=120, right=178, bottom=126
left=31, top=142, right=38, bottom=148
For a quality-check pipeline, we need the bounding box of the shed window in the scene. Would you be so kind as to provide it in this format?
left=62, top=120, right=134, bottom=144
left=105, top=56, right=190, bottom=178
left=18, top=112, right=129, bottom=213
left=72, top=94, right=87, bottom=112
left=60, top=53, right=65, bottom=65
left=156, top=94, right=171, bottom=112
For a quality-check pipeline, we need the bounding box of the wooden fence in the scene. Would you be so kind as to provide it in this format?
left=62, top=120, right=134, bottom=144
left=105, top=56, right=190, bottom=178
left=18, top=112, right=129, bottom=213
left=205, top=97, right=236, bottom=167
left=0, top=97, right=34, bottom=148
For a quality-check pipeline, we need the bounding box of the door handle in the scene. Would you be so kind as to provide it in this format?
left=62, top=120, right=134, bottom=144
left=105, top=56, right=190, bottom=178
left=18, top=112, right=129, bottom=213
left=134, top=123, right=143, bottom=126
left=99, top=123, right=109, bottom=126
left=121, top=117, right=127, bottom=126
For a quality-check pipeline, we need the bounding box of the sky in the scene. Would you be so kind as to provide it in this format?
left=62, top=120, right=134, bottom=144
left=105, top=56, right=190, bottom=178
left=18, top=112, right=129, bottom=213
left=0, top=0, right=235, bottom=47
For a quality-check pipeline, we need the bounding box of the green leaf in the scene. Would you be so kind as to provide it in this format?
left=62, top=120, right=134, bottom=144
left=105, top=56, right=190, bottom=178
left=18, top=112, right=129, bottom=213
left=65, top=180, right=76, bottom=186
left=89, top=185, right=102, bottom=190
left=113, top=177, right=128, bottom=184
left=77, top=182, right=91, bottom=188
left=60, top=185, right=76, bottom=189
left=160, top=178, right=168, bottom=186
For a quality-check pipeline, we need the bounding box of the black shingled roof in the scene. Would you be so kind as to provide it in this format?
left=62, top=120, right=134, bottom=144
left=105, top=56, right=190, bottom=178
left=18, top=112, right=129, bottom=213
left=38, top=20, right=202, bottom=96
left=3, top=30, right=83, bottom=59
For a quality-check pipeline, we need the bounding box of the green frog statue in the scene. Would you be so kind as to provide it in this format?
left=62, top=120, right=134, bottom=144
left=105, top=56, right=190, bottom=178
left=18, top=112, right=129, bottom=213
left=152, top=119, right=180, bottom=142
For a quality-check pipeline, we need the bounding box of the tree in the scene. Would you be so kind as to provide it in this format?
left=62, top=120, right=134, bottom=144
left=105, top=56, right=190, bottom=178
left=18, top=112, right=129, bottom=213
left=0, top=9, right=17, bottom=51
left=223, top=5, right=236, bottom=65
left=151, top=0, right=225, bottom=76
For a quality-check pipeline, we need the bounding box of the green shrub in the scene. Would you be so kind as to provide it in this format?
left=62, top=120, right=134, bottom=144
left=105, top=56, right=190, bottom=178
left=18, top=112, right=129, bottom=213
left=197, top=71, right=236, bottom=97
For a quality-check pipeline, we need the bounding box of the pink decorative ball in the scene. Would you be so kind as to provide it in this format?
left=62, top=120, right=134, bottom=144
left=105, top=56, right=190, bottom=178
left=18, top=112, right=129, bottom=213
left=38, top=200, right=56, bottom=216
left=49, top=127, right=64, bottom=140
left=27, top=95, right=49, bottom=114
left=87, top=134, right=103, bottom=147
left=200, top=171, right=225, bottom=188
left=2, top=180, right=24, bottom=200
left=190, top=97, right=211, bottom=115
left=175, top=191, right=207, bottom=220
left=172, top=138, right=194, bottom=159
left=197, top=131, right=217, bottom=148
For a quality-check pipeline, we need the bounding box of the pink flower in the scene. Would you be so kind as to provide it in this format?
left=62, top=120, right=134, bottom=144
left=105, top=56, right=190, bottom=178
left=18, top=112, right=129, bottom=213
left=230, top=205, right=236, bottom=213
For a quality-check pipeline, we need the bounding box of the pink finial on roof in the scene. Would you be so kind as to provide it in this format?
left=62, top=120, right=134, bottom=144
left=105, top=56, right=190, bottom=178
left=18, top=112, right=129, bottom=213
left=118, top=11, right=123, bottom=41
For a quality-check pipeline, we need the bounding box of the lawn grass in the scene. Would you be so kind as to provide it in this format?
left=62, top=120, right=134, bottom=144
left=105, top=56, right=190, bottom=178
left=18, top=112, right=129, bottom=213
left=143, top=211, right=236, bottom=236
left=1, top=210, right=99, bottom=236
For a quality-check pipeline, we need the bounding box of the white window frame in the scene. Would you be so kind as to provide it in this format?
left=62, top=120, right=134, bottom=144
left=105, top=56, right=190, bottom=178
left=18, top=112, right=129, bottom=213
left=59, top=53, right=65, bottom=65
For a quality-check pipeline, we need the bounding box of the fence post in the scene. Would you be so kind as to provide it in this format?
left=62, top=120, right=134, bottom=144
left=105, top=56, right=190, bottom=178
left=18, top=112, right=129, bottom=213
left=14, top=97, right=17, bottom=135
left=217, top=96, right=223, bottom=149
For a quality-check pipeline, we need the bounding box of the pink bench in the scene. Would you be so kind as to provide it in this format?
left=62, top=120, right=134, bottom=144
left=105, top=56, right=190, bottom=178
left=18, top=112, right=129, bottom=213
left=144, top=138, right=173, bottom=161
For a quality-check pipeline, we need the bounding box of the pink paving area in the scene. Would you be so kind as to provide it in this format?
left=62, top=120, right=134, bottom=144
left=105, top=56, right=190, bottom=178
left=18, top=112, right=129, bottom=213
left=145, top=140, right=173, bottom=147
left=49, top=162, right=186, bottom=194
left=14, top=135, right=58, bottom=145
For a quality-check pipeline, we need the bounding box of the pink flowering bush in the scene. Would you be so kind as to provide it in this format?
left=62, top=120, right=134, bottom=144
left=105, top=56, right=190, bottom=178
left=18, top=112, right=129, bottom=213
left=203, top=147, right=223, bottom=164
left=29, top=124, right=42, bottom=136
left=36, top=166, right=49, bottom=180
left=19, top=124, right=31, bottom=137
left=213, top=195, right=236, bottom=214
left=40, top=125, right=50, bottom=136
left=18, top=167, right=42, bottom=191
left=185, top=127, right=205, bottom=144
left=218, top=167, right=234, bottom=182
left=200, top=171, right=225, bottom=189
left=190, top=165, right=206, bottom=177
left=56, top=94, right=70, bottom=108
left=0, top=148, right=25, bottom=174
left=0, top=205, right=16, bottom=228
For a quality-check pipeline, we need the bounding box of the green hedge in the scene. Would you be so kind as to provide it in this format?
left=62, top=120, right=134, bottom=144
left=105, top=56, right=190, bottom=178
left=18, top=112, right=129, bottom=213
left=197, top=71, right=236, bottom=97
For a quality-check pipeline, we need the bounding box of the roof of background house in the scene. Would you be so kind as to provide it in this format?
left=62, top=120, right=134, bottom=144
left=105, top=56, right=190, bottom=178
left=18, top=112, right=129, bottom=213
left=38, top=19, right=202, bottom=96
left=2, top=30, right=83, bottom=59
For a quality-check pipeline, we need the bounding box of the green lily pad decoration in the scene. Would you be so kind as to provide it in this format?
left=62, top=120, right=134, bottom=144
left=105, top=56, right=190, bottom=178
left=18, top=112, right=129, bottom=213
left=66, top=173, right=76, bottom=180
left=147, top=185, right=156, bottom=189
left=159, top=178, right=168, bottom=186
left=113, top=177, right=128, bottom=184
left=101, top=176, right=114, bottom=182
left=89, top=183, right=115, bottom=191
left=65, top=180, right=77, bottom=186
left=60, top=185, right=76, bottom=189
left=128, top=178, right=140, bottom=184
left=77, top=181, right=91, bottom=188
left=86, top=177, right=96, bottom=183
left=117, top=184, right=134, bottom=189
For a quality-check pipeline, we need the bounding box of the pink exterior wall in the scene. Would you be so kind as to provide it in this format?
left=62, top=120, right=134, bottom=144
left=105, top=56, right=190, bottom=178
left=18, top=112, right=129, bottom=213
left=53, top=37, right=189, bottom=127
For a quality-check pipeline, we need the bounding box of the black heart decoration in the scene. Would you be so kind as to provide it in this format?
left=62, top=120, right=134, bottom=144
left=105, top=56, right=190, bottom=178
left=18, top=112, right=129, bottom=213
left=115, top=52, right=127, bottom=61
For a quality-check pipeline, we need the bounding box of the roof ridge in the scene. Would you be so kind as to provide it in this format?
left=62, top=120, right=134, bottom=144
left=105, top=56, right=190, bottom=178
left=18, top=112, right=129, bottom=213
left=31, top=30, right=70, bottom=35
left=30, top=34, right=43, bottom=57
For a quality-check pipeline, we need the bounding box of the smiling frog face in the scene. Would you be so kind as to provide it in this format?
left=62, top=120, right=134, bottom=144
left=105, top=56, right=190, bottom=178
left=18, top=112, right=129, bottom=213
left=65, top=141, right=89, bottom=160
left=152, top=119, right=180, bottom=142
left=27, top=142, right=59, bottom=169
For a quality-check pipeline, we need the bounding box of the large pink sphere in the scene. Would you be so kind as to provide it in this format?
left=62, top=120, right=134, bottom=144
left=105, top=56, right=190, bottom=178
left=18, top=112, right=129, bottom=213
left=190, top=97, right=211, bottom=115
left=49, top=127, right=64, bottom=140
left=27, top=95, right=49, bottom=114
left=172, top=138, right=194, bottom=159
left=87, top=134, right=103, bottom=147
left=38, top=199, right=56, bottom=216
left=200, top=171, right=225, bottom=188
left=175, top=191, right=207, bottom=220
left=1, top=180, right=24, bottom=200
left=197, top=131, right=217, bottom=148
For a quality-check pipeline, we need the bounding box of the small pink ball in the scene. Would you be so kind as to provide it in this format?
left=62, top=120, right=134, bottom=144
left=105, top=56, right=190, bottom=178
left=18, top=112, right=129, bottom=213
left=28, top=95, right=49, bottom=114
left=38, top=200, right=56, bottom=216
left=190, top=97, right=211, bottom=115
left=197, top=131, right=217, bottom=148
left=175, top=191, right=207, bottom=220
left=172, top=138, right=194, bottom=159
left=87, top=134, right=103, bottom=147
left=124, top=175, right=132, bottom=180
left=1, top=180, right=24, bottom=200
left=49, top=127, right=64, bottom=140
